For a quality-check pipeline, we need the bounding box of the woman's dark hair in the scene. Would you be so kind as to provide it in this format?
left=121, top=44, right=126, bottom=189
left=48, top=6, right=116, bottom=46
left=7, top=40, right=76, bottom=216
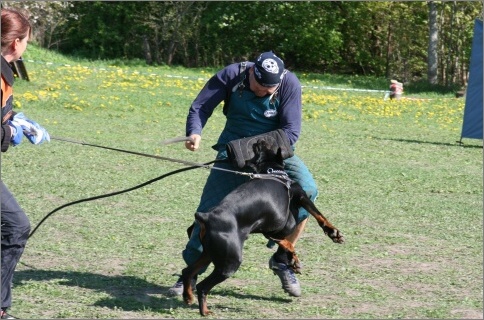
left=1, top=8, right=32, bottom=51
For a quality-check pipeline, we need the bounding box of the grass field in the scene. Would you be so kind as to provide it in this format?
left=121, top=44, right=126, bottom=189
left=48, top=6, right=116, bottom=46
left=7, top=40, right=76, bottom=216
left=1, top=45, right=482, bottom=319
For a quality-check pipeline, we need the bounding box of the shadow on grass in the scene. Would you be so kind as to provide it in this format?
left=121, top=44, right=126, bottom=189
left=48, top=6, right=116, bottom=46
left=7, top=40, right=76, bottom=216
left=373, top=136, right=483, bottom=149
left=14, top=269, right=291, bottom=315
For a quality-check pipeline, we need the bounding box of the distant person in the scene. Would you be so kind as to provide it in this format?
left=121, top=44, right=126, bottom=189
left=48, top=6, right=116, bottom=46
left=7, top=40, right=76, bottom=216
left=168, top=51, right=318, bottom=298
left=1, top=7, right=50, bottom=319
left=389, top=79, right=403, bottom=100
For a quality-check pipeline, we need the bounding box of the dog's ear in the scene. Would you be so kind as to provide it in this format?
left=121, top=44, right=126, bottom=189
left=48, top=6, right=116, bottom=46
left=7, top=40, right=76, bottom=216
left=255, top=139, right=270, bottom=153
left=276, top=147, right=284, bottom=165
left=252, top=140, right=262, bottom=154
left=246, top=140, right=264, bottom=172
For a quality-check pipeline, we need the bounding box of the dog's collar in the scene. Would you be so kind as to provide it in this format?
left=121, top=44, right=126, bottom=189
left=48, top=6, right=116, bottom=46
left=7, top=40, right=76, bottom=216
left=266, top=168, right=287, bottom=176
left=250, top=168, right=293, bottom=188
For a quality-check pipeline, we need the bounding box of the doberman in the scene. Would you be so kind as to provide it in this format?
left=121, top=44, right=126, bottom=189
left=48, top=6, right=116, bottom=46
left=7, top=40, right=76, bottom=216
left=181, top=139, right=345, bottom=316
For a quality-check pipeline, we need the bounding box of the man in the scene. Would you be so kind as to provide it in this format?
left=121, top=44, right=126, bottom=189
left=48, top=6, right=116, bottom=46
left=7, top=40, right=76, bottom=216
left=169, top=51, right=317, bottom=297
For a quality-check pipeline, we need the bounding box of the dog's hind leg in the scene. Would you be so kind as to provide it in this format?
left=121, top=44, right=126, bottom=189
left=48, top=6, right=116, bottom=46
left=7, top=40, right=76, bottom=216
left=196, top=262, right=240, bottom=316
left=182, top=251, right=212, bottom=305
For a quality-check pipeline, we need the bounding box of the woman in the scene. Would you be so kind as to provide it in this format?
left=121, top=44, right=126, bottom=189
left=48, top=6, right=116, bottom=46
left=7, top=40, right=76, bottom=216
left=1, top=7, right=50, bottom=319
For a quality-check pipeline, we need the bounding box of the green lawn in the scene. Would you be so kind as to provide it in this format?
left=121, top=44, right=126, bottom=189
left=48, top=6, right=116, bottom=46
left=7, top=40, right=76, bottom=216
left=1, top=45, right=482, bottom=319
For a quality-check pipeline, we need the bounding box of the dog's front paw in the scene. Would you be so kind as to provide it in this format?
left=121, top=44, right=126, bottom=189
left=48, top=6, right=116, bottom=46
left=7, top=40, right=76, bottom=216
left=289, top=254, right=302, bottom=274
left=329, top=229, right=345, bottom=244
left=320, top=223, right=345, bottom=244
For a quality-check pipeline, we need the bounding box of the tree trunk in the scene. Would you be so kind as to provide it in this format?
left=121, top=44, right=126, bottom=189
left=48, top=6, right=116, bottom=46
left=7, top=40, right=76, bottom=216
left=385, top=20, right=393, bottom=79
left=427, top=1, right=438, bottom=85
left=143, top=36, right=152, bottom=65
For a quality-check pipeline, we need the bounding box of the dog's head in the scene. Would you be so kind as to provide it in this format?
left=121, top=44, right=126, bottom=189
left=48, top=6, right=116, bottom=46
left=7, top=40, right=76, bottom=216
left=246, top=139, right=285, bottom=173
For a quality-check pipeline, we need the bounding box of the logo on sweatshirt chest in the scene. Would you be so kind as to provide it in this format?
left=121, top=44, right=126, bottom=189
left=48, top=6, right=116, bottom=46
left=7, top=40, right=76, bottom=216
left=264, top=109, right=278, bottom=118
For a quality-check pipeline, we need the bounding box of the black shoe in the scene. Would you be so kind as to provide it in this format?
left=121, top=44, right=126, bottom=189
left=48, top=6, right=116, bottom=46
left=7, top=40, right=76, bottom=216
left=0, top=309, right=16, bottom=319
left=269, top=256, right=301, bottom=297
left=167, top=276, right=197, bottom=296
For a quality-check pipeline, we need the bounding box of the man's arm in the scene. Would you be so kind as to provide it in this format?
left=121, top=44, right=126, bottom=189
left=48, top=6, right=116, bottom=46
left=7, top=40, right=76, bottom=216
left=185, top=63, right=241, bottom=137
left=278, top=71, right=302, bottom=145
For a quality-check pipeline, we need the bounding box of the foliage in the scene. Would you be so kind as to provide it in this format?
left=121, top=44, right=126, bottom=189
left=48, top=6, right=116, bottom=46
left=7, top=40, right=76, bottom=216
left=57, top=2, right=148, bottom=59
left=2, top=1, right=482, bottom=87
left=0, top=1, right=75, bottom=49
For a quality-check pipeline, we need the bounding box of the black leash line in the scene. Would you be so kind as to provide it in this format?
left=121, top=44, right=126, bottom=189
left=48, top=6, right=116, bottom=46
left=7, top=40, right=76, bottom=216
left=28, top=162, right=214, bottom=239
left=29, top=136, right=250, bottom=238
left=51, top=136, right=251, bottom=175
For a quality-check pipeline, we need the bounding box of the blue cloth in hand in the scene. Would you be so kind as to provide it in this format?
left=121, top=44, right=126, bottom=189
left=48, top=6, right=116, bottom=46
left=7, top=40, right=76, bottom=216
left=11, top=113, right=50, bottom=145
left=7, top=120, right=24, bottom=146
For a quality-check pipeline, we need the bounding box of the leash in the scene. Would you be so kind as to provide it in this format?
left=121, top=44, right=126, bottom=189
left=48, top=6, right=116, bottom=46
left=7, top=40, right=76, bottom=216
left=28, top=164, right=208, bottom=238
left=29, top=136, right=252, bottom=238
left=50, top=136, right=250, bottom=176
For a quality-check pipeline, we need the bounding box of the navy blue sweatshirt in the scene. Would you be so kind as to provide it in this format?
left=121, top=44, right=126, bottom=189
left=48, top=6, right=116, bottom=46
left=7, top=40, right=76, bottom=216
left=185, top=62, right=302, bottom=146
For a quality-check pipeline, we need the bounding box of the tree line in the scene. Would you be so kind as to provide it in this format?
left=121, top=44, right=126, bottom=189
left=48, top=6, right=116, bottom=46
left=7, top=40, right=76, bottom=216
left=2, top=1, right=483, bottom=87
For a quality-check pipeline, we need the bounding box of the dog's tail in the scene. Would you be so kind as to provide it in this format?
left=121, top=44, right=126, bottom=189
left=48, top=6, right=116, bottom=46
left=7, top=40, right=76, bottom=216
left=194, top=212, right=208, bottom=224
left=194, top=212, right=208, bottom=241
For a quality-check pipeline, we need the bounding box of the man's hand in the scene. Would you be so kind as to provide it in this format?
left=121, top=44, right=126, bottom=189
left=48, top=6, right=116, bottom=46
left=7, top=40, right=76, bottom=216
left=185, top=134, right=201, bottom=151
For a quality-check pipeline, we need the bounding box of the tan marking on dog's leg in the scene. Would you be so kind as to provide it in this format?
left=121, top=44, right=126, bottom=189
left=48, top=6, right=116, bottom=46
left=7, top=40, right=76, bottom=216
left=300, top=197, right=345, bottom=243
left=277, top=239, right=301, bottom=273
left=184, top=285, right=194, bottom=305
left=199, top=291, right=212, bottom=316
left=277, top=238, right=295, bottom=252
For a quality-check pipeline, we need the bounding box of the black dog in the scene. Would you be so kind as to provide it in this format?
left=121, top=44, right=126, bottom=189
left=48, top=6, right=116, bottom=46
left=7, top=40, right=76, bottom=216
left=182, top=140, right=344, bottom=316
